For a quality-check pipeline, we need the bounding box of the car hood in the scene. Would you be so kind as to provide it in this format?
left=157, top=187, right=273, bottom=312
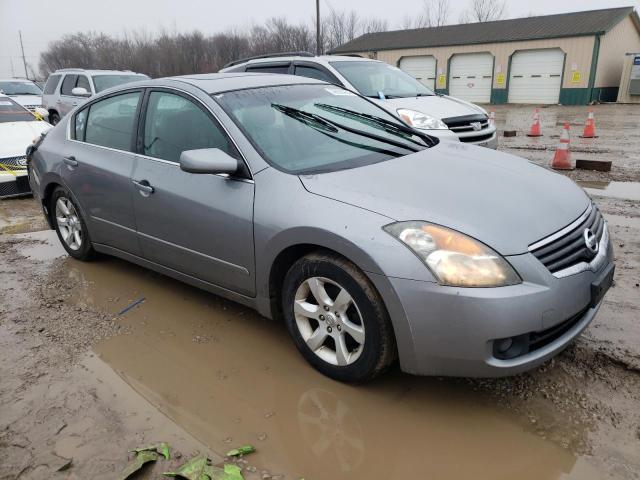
left=372, top=94, right=485, bottom=120
left=0, top=121, right=51, bottom=158
left=8, top=95, right=42, bottom=107
left=299, top=142, right=590, bottom=256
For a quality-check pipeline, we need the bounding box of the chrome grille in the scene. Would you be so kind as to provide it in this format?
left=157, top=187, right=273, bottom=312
left=441, top=114, right=489, bottom=132
left=0, top=155, right=28, bottom=170
left=530, top=204, right=605, bottom=274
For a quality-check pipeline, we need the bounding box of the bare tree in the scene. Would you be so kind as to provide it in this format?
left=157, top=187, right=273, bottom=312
left=38, top=9, right=393, bottom=78
left=459, top=0, right=507, bottom=23
left=400, top=0, right=450, bottom=29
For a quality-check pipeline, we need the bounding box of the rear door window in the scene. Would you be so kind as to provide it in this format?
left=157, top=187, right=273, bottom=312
left=43, top=75, right=62, bottom=95
left=83, top=92, right=141, bottom=151
left=60, top=75, right=78, bottom=96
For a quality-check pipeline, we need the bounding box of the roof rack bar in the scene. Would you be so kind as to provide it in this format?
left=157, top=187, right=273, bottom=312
left=223, top=51, right=315, bottom=69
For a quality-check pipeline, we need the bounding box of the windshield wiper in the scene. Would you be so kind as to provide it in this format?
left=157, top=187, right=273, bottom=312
left=314, top=103, right=435, bottom=147
left=272, top=104, right=338, bottom=134
left=272, top=104, right=421, bottom=153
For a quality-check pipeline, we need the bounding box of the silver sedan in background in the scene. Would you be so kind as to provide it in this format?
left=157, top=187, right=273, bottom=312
left=28, top=74, right=614, bottom=382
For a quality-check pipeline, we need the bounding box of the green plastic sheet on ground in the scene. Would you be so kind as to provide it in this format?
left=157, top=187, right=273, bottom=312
left=163, top=455, right=244, bottom=480
left=119, top=450, right=159, bottom=480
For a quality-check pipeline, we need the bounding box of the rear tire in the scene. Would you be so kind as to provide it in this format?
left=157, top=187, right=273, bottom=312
left=282, top=251, right=396, bottom=383
left=51, top=187, right=95, bottom=261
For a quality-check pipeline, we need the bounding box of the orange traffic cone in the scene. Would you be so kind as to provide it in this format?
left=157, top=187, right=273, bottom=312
left=580, top=109, right=597, bottom=138
left=551, top=123, right=574, bottom=170
left=527, top=108, right=543, bottom=137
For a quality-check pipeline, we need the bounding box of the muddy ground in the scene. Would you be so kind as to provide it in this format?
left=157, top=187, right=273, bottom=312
left=1, top=104, right=639, bottom=480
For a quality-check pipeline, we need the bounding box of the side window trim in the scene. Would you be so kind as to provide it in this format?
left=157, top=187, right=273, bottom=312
left=135, top=87, right=252, bottom=180
left=245, top=61, right=292, bottom=74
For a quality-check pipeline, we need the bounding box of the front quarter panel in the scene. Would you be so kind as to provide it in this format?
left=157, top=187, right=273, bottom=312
left=253, top=168, right=439, bottom=370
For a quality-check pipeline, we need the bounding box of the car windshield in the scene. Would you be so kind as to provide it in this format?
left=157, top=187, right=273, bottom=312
left=0, top=81, right=42, bottom=96
left=330, top=61, right=435, bottom=98
left=0, top=97, right=34, bottom=123
left=214, top=84, right=432, bottom=174
left=92, top=74, right=148, bottom=93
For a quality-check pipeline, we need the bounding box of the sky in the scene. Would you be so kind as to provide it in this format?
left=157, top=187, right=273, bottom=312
left=1, top=0, right=638, bottom=78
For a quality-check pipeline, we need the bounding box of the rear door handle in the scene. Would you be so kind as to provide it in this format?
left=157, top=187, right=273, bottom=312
left=63, top=156, right=78, bottom=167
left=132, top=179, right=154, bottom=195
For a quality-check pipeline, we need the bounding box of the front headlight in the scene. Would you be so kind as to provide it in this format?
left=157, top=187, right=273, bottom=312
left=397, top=109, right=448, bottom=130
left=384, top=221, right=521, bottom=287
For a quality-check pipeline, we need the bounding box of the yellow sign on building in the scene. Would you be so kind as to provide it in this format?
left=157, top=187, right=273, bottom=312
left=571, top=71, right=581, bottom=83
left=437, top=74, right=446, bottom=87
left=496, top=73, right=505, bottom=86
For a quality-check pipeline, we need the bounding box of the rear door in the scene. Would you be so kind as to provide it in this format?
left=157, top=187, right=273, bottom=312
left=131, top=89, right=256, bottom=296
left=62, top=89, right=143, bottom=255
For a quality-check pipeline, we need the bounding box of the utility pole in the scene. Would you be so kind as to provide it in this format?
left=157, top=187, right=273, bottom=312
left=19, top=31, right=29, bottom=79
left=316, top=0, right=321, bottom=56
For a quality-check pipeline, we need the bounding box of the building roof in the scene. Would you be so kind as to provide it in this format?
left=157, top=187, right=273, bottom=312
left=330, top=7, right=639, bottom=54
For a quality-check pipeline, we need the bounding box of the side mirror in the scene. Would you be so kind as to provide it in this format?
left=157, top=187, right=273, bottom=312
left=71, top=87, right=90, bottom=97
left=179, top=148, right=238, bottom=175
left=34, top=107, right=49, bottom=119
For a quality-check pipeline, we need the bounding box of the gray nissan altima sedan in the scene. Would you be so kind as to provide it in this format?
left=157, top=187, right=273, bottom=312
left=27, top=73, right=614, bottom=382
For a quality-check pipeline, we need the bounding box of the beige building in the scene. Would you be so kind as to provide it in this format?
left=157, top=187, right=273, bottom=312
left=330, top=7, right=640, bottom=105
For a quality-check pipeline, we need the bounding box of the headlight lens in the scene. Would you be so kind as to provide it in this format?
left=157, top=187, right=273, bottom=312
left=397, top=109, right=448, bottom=130
left=384, top=222, right=521, bottom=287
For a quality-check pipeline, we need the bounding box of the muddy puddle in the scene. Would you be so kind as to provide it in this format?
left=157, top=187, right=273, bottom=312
left=30, top=249, right=602, bottom=480
left=578, top=181, right=640, bottom=202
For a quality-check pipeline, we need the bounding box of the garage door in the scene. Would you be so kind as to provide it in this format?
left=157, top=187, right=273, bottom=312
left=399, top=56, right=436, bottom=90
left=508, top=49, right=564, bottom=104
left=448, top=53, right=493, bottom=103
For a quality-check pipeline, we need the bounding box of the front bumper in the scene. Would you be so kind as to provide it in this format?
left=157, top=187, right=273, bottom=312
left=421, top=126, right=498, bottom=149
left=0, top=171, right=31, bottom=199
left=384, top=230, right=614, bottom=377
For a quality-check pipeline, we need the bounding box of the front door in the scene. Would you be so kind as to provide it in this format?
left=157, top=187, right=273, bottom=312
left=61, top=90, right=142, bottom=255
left=131, top=90, right=255, bottom=296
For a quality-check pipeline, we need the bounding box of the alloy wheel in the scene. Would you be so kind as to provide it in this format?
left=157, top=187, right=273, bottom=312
left=294, top=277, right=365, bottom=366
left=55, top=197, right=82, bottom=251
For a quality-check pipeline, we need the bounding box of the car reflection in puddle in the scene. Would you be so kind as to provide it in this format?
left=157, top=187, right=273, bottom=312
left=53, top=253, right=603, bottom=480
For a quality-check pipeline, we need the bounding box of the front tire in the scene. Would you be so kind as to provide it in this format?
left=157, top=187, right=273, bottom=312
left=49, top=111, right=60, bottom=125
left=51, top=187, right=95, bottom=261
left=282, top=251, right=396, bottom=383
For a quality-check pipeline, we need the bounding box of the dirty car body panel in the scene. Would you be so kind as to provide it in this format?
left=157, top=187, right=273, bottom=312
left=29, top=73, right=614, bottom=378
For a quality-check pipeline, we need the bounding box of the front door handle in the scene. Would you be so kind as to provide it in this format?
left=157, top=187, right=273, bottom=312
left=132, top=179, right=154, bottom=195
left=63, top=156, right=78, bottom=167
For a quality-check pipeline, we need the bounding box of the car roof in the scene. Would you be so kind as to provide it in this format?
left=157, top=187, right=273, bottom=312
left=167, top=72, right=327, bottom=94
left=52, top=69, right=147, bottom=76
left=224, top=54, right=375, bottom=70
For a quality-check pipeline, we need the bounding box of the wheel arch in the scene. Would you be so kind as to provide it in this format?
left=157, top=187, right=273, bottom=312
left=262, top=230, right=387, bottom=322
